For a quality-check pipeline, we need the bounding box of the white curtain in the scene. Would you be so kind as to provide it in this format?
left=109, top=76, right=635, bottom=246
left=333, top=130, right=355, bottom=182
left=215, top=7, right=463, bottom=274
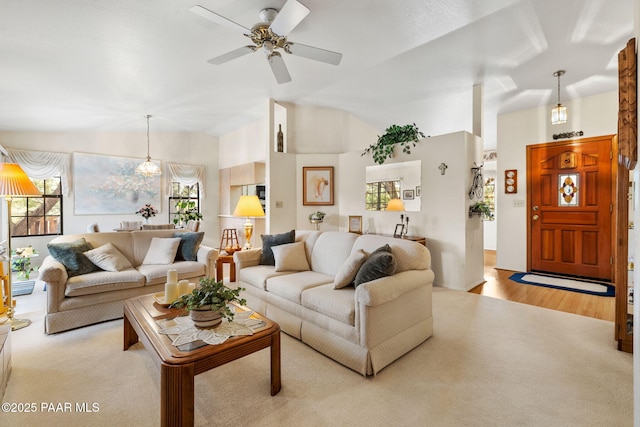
left=7, top=148, right=72, bottom=195
left=165, top=162, right=206, bottom=198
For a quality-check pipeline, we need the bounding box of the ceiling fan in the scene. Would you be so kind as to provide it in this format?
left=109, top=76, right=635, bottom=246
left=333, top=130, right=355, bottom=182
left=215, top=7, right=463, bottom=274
left=190, top=0, right=343, bottom=84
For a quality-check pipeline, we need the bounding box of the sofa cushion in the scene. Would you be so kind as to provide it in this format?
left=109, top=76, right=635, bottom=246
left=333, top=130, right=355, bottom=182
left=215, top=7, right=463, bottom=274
left=302, top=283, right=356, bottom=326
left=64, top=269, right=146, bottom=297
left=353, top=244, right=397, bottom=287
left=142, top=237, right=181, bottom=265
left=239, top=265, right=291, bottom=291
left=84, top=243, right=133, bottom=272
left=47, top=238, right=101, bottom=277
left=266, top=271, right=334, bottom=304
left=272, top=241, right=310, bottom=272
left=260, top=230, right=295, bottom=265
left=174, top=231, right=204, bottom=261
left=137, top=261, right=205, bottom=286
left=333, top=249, right=367, bottom=289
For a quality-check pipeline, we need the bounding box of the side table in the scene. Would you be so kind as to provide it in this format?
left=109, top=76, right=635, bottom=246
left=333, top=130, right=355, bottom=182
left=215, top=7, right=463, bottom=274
left=216, top=255, right=236, bottom=282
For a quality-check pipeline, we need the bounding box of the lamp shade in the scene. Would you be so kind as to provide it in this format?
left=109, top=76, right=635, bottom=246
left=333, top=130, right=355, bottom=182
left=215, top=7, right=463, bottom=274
left=233, top=195, right=265, bottom=217
left=0, top=163, right=41, bottom=197
left=386, top=198, right=405, bottom=211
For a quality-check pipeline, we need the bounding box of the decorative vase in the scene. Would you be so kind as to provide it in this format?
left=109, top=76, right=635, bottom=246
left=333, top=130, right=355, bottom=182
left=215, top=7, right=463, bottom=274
left=144, top=217, right=151, bottom=224
left=190, top=306, right=223, bottom=328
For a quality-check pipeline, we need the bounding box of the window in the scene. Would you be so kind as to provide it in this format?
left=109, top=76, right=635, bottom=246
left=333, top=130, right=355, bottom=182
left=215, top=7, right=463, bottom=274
left=11, top=177, right=62, bottom=237
left=365, top=180, right=401, bottom=211
left=168, top=182, right=200, bottom=224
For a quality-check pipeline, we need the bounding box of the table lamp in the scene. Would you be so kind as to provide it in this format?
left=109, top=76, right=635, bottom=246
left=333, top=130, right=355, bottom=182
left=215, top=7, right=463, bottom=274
left=233, top=195, right=265, bottom=249
left=386, top=198, right=407, bottom=237
left=0, top=163, right=42, bottom=330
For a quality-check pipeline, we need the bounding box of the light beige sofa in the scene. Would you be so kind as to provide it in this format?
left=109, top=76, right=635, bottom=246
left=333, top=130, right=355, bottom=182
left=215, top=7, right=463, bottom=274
left=39, top=229, right=217, bottom=334
left=234, top=230, right=434, bottom=376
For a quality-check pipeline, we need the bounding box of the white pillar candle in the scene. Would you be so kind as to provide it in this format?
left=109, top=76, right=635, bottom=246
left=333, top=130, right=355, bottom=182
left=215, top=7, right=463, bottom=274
left=188, top=282, right=196, bottom=294
left=178, top=280, right=190, bottom=296
left=164, top=282, right=178, bottom=305
left=167, top=269, right=178, bottom=284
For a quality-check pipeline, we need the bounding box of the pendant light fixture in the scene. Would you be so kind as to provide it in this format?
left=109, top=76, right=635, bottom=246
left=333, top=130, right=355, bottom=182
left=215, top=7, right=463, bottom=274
left=135, top=114, right=162, bottom=177
left=551, top=70, right=567, bottom=125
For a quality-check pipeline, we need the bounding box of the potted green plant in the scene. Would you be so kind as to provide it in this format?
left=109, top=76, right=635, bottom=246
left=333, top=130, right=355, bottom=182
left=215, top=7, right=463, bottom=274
left=170, top=277, right=246, bottom=328
left=361, top=123, right=426, bottom=165
left=469, top=202, right=494, bottom=221
left=172, top=200, right=203, bottom=227
left=11, top=246, right=38, bottom=280
left=308, top=211, right=326, bottom=230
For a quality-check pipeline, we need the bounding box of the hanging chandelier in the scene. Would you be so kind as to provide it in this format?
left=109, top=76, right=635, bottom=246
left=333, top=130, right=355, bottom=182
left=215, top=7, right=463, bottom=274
left=551, top=70, right=567, bottom=125
left=135, top=114, right=162, bottom=177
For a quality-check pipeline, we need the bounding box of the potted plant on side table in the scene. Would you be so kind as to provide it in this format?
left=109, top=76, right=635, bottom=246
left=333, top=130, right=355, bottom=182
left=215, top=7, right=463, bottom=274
left=170, top=277, right=246, bottom=328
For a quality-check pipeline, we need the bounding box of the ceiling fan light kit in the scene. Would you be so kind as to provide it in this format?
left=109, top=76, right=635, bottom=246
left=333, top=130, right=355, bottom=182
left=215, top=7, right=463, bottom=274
left=190, top=0, right=342, bottom=84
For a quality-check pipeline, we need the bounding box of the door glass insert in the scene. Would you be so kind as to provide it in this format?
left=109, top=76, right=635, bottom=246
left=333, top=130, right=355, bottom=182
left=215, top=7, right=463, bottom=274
left=558, top=173, right=579, bottom=206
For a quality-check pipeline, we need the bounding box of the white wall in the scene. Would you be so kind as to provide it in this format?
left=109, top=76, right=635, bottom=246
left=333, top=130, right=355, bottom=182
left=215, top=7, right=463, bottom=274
left=0, top=130, right=218, bottom=266
left=496, top=91, right=619, bottom=271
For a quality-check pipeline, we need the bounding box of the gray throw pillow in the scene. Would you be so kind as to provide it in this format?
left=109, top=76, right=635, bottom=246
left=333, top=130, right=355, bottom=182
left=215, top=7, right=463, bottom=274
left=259, top=230, right=295, bottom=265
left=353, top=244, right=397, bottom=287
left=174, top=231, right=205, bottom=261
left=47, top=238, right=101, bottom=277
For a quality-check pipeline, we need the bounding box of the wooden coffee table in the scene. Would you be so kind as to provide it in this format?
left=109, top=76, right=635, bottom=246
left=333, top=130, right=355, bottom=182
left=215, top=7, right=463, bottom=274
left=123, top=294, right=280, bottom=427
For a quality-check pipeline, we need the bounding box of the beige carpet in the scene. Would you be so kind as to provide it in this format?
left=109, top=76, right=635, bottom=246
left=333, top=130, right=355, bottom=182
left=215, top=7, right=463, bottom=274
left=2, top=287, right=633, bottom=427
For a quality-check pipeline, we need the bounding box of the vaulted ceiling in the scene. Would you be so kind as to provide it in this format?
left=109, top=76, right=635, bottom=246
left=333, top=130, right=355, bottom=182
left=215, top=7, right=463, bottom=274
left=0, top=0, right=634, bottom=149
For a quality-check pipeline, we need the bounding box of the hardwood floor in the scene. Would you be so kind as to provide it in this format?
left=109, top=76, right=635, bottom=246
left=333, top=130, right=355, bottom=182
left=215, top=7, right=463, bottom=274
left=469, top=250, right=615, bottom=321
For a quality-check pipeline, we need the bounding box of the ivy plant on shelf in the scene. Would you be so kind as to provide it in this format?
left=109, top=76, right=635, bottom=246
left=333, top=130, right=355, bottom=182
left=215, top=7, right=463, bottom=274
left=361, top=123, right=426, bottom=165
left=468, top=202, right=494, bottom=221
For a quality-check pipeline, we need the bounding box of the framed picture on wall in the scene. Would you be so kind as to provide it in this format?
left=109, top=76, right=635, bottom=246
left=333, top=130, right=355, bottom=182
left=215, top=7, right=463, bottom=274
left=403, top=189, right=415, bottom=200
left=303, top=166, right=334, bottom=205
left=348, top=215, right=362, bottom=234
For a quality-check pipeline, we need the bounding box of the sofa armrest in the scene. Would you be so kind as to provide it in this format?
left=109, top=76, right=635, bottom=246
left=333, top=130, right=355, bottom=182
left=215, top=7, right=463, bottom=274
left=355, top=269, right=435, bottom=307
left=234, top=248, right=262, bottom=271
left=197, top=245, right=219, bottom=277
left=38, top=255, right=69, bottom=314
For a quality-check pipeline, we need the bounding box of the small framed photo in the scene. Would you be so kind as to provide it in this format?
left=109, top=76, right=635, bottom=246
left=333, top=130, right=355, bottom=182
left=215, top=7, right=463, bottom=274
left=393, top=224, right=405, bottom=238
left=403, top=189, right=415, bottom=200
left=348, top=215, right=362, bottom=234
left=415, top=186, right=421, bottom=197
left=303, top=166, right=334, bottom=206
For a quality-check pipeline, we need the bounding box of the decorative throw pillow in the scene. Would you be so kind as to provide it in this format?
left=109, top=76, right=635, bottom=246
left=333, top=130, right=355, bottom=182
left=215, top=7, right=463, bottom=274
left=47, top=238, right=100, bottom=277
left=333, top=249, right=367, bottom=289
left=84, top=243, right=133, bottom=272
left=353, top=244, right=397, bottom=287
left=174, top=231, right=204, bottom=261
left=259, top=230, right=295, bottom=265
left=142, top=237, right=181, bottom=265
left=272, top=241, right=310, bottom=272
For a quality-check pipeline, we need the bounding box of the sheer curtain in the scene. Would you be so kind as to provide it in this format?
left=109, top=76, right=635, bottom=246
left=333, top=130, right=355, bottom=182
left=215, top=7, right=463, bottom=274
left=7, top=148, right=72, bottom=195
left=165, top=163, right=206, bottom=198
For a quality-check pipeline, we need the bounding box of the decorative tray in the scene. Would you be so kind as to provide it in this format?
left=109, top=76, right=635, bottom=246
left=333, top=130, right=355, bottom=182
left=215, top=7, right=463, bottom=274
left=153, top=292, right=171, bottom=307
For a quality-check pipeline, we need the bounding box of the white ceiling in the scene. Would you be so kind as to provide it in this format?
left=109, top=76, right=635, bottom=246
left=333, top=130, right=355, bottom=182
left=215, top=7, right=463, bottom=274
left=0, top=0, right=634, bottom=149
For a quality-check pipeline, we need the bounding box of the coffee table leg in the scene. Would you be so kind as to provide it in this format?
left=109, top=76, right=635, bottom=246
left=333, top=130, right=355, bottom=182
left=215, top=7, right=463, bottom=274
left=161, top=363, right=195, bottom=427
left=123, top=313, right=138, bottom=351
left=271, top=330, right=281, bottom=396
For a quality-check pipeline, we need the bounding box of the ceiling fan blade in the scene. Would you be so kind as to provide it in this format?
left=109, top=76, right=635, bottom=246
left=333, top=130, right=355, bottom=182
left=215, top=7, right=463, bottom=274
left=269, top=0, right=310, bottom=36
left=207, top=46, right=256, bottom=65
left=286, top=42, right=342, bottom=65
left=190, top=5, right=250, bottom=34
left=268, top=52, right=292, bottom=84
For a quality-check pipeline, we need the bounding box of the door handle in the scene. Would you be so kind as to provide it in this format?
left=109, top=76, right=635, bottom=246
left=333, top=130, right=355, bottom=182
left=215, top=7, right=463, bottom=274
left=533, top=214, right=540, bottom=220
left=533, top=206, right=539, bottom=210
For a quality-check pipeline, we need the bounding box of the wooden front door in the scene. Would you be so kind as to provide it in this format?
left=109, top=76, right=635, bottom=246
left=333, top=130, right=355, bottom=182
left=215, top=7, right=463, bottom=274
left=527, top=135, right=615, bottom=281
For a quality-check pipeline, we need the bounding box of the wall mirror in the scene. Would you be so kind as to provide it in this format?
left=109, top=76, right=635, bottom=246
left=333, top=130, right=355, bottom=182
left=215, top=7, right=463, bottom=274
left=365, top=160, right=421, bottom=212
